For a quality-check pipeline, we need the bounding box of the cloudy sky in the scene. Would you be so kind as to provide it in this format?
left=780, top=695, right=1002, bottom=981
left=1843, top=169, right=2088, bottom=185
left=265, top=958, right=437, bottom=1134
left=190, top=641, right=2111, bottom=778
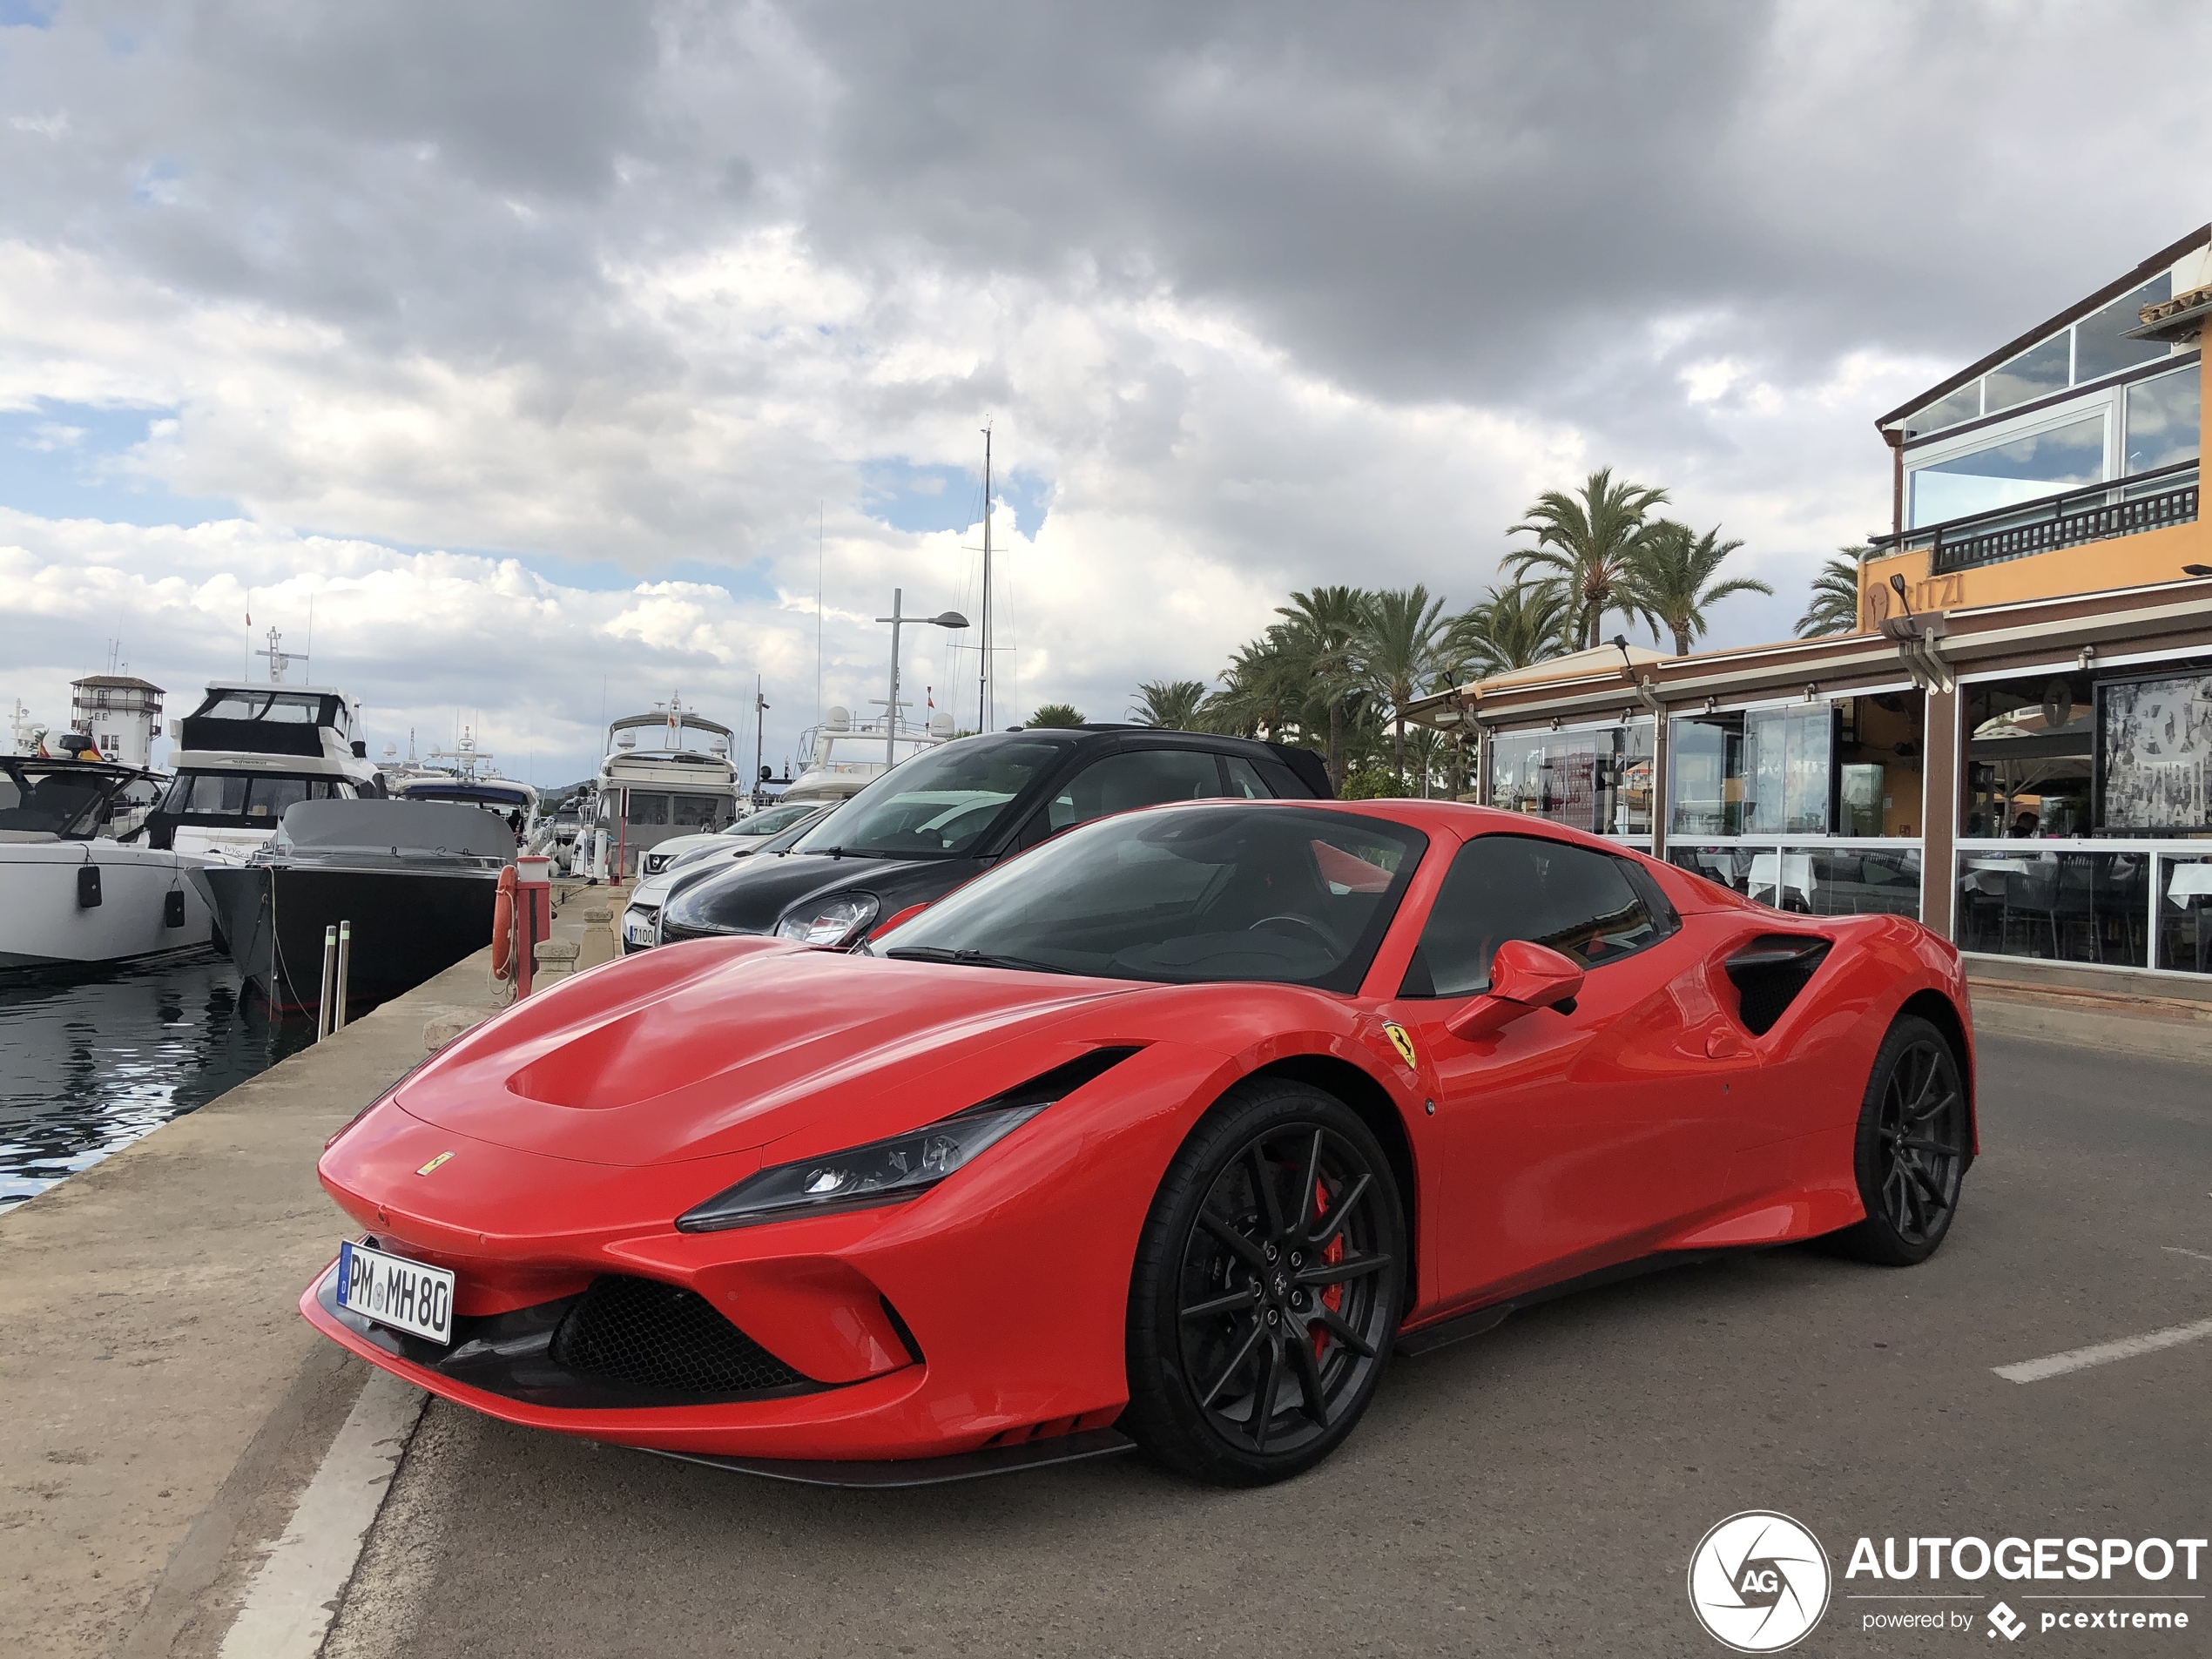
left=3, top=0, right=2208, bottom=785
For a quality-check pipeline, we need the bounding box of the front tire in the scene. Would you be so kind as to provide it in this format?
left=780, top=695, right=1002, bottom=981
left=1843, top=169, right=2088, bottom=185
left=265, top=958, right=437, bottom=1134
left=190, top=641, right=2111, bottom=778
left=1833, top=1015, right=1969, bottom=1265
left=1123, top=1079, right=1406, bottom=1487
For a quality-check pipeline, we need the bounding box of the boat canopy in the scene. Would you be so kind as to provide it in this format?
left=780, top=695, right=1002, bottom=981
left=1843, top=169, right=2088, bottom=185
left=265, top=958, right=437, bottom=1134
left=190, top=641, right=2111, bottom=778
left=274, top=799, right=516, bottom=860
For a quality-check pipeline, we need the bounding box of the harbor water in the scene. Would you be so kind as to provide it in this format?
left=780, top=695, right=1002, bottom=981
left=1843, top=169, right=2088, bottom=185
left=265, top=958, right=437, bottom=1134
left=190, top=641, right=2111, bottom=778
left=0, top=956, right=314, bottom=1212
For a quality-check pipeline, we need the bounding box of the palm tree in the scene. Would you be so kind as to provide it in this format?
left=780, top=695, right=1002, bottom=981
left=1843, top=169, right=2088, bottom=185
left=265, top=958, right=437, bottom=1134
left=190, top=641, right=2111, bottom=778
left=1027, top=703, right=1084, bottom=727
left=1273, top=585, right=1368, bottom=790
left=1620, top=521, right=1774, bottom=656
left=1353, top=586, right=1451, bottom=787
left=1797, top=547, right=1868, bottom=638
left=1503, top=468, right=1671, bottom=649
left=1128, top=678, right=1210, bottom=730
left=1448, top=581, right=1576, bottom=680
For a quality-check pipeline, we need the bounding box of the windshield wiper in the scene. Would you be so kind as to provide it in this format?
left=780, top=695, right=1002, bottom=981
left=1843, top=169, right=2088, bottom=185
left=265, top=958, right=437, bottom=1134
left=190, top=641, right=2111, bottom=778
left=884, top=945, right=1076, bottom=975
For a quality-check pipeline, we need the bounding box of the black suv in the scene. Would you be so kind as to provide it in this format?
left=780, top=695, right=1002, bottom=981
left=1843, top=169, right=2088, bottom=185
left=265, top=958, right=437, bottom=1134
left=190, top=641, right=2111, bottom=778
left=655, top=725, right=1332, bottom=948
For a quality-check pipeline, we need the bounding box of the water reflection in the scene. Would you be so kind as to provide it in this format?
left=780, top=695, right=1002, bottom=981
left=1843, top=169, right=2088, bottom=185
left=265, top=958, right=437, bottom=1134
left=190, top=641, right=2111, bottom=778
left=0, top=959, right=315, bottom=1212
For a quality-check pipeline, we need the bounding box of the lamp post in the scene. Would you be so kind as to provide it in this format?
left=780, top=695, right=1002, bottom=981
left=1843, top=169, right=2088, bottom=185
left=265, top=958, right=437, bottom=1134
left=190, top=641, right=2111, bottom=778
left=876, top=590, right=969, bottom=767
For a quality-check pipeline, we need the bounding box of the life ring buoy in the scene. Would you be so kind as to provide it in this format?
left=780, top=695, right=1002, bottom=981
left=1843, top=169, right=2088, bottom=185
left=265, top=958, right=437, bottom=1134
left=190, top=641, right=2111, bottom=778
left=491, top=866, right=517, bottom=979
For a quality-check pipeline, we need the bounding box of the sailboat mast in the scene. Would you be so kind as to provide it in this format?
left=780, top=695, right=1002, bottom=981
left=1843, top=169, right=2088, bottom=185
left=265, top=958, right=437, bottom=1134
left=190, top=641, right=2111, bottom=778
left=978, top=425, right=993, bottom=735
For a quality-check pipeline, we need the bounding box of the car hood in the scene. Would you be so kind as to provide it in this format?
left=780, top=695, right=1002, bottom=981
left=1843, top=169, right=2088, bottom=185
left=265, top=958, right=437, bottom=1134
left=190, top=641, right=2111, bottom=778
left=395, top=937, right=1146, bottom=1167
left=660, top=849, right=981, bottom=936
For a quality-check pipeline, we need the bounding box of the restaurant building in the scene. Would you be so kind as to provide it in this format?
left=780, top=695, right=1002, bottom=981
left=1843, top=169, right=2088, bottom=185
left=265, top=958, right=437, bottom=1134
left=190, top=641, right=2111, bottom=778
left=1407, top=225, right=2212, bottom=998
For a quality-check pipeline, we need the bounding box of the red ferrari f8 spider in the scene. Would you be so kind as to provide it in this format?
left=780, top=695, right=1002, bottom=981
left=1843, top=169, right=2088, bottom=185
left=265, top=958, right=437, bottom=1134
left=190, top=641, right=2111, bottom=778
left=306, top=800, right=1975, bottom=1487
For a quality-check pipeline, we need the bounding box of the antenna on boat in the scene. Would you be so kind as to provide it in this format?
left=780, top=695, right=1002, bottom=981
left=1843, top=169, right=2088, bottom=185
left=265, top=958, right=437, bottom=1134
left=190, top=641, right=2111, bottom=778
left=816, top=501, right=825, bottom=734
left=256, top=627, right=306, bottom=684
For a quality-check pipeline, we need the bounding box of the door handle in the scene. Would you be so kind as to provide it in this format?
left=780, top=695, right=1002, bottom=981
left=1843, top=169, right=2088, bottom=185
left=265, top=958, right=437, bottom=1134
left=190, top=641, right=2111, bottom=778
left=1705, top=1027, right=1750, bottom=1060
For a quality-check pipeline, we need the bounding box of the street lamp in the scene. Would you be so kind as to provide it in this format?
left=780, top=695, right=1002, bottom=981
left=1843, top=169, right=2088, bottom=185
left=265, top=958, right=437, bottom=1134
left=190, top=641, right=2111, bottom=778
left=875, top=589, right=969, bottom=766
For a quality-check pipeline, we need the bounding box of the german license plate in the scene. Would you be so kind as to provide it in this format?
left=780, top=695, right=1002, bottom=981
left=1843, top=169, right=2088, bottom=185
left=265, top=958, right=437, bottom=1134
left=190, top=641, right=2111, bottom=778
left=335, top=1238, right=455, bottom=1345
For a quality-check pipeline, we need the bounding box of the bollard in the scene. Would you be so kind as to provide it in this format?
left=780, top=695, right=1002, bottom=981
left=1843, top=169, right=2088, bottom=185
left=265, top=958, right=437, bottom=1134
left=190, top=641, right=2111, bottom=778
left=333, top=919, right=353, bottom=1032
left=577, top=906, right=617, bottom=969
left=531, top=939, right=580, bottom=994
left=316, top=924, right=338, bottom=1041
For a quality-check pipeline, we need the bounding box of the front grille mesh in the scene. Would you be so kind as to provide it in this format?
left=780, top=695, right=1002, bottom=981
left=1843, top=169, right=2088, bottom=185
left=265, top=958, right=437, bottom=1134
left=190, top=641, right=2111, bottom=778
left=550, top=1275, right=809, bottom=1395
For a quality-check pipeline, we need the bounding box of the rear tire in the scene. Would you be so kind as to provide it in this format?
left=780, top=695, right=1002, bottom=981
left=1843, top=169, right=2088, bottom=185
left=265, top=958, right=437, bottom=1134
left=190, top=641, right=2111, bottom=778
left=1123, top=1079, right=1406, bottom=1487
left=1832, top=1015, right=1969, bottom=1265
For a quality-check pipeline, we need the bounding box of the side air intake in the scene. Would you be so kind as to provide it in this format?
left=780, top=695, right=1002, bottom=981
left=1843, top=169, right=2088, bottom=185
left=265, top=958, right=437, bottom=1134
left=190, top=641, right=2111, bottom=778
left=1724, top=935, right=1831, bottom=1037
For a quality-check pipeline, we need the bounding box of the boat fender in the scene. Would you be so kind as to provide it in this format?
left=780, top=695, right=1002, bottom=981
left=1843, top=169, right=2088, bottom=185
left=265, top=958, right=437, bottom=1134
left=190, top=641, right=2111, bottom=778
left=78, top=865, right=102, bottom=909
left=491, top=866, right=517, bottom=979
left=165, top=890, right=186, bottom=928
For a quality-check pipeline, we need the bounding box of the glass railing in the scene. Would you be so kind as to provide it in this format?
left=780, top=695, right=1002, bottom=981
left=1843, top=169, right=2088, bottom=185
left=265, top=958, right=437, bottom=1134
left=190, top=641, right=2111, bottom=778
left=1955, top=841, right=2212, bottom=975
left=1669, top=840, right=1924, bottom=919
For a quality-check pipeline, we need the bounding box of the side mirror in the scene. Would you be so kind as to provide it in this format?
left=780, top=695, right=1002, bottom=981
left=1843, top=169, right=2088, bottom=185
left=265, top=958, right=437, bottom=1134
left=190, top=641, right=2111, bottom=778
left=1443, top=940, right=1585, bottom=1041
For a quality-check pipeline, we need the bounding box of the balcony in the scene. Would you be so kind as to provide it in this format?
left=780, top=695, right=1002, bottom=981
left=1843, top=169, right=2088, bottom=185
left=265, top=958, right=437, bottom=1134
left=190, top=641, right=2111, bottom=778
left=1871, top=459, right=2198, bottom=575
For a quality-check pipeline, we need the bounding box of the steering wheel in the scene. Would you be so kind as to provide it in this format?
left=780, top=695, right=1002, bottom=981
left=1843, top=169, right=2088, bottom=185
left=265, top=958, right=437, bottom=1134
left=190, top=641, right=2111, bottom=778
left=1246, top=913, right=1342, bottom=953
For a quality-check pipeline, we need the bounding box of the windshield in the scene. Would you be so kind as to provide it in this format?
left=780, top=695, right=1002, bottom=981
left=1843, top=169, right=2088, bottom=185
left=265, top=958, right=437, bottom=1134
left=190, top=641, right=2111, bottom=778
left=0, top=761, right=127, bottom=837
left=790, top=737, right=1066, bottom=859
left=867, top=803, right=1426, bottom=992
left=729, top=800, right=819, bottom=838
left=192, top=690, right=328, bottom=724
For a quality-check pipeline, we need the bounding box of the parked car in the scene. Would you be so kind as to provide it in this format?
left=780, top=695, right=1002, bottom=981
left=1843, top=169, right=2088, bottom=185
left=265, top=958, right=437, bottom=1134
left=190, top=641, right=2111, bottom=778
left=652, top=726, right=1332, bottom=950
left=307, top=797, right=1973, bottom=1487
left=621, top=803, right=832, bottom=952
left=637, top=797, right=829, bottom=878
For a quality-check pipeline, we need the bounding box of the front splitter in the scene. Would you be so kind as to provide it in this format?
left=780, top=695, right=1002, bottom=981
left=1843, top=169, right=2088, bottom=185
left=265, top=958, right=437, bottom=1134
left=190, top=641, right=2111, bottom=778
left=638, top=1426, right=1138, bottom=1487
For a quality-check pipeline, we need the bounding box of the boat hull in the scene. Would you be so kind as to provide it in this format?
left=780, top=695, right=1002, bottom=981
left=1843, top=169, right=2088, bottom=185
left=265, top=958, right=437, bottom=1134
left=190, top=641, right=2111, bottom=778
left=0, top=843, right=216, bottom=972
left=199, top=864, right=499, bottom=1015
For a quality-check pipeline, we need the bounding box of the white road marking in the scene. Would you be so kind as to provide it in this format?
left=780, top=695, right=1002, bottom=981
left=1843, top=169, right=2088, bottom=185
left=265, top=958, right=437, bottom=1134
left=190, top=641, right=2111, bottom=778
left=217, top=1371, right=426, bottom=1659
left=1994, top=1317, right=2212, bottom=1384
left=2164, top=1246, right=2212, bottom=1264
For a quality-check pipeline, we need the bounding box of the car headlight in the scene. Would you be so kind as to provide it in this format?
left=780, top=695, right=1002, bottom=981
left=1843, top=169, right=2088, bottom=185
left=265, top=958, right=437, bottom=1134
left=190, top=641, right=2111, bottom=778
left=676, top=1104, right=1041, bottom=1232
left=675, top=1047, right=1142, bottom=1233
left=773, top=892, right=879, bottom=948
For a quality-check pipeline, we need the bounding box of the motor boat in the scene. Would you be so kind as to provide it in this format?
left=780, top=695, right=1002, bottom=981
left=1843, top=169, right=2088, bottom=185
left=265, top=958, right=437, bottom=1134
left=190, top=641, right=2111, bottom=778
left=388, top=729, right=540, bottom=846
left=579, top=697, right=743, bottom=880
left=194, top=798, right=511, bottom=1016
left=145, top=669, right=384, bottom=865
left=618, top=799, right=831, bottom=950
left=781, top=704, right=954, bottom=809
left=0, top=753, right=216, bottom=973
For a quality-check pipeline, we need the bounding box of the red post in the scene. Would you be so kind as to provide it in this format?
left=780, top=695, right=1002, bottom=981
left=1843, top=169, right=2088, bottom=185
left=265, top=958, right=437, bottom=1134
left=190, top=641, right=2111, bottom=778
left=516, top=855, right=552, bottom=995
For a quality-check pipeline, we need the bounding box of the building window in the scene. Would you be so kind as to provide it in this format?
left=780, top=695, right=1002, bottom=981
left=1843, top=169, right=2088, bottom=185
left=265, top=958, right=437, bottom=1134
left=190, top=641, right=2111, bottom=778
left=1898, top=272, right=2172, bottom=438
left=1669, top=706, right=1836, bottom=837
left=1964, top=672, right=2092, bottom=839
left=1488, top=723, right=1653, bottom=837
left=2073, top=274, right=2173, bottom=384
left=1907, top=411, right=2106, bottom=529
left=1984, top=333, right=2070, bottom=415
left=2123, top=366, right=2201, bottom=476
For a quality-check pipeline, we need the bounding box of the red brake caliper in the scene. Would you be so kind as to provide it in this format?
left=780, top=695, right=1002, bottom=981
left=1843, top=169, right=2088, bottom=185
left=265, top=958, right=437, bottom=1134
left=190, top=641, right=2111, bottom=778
left=1312, top=1181, right=1343, bottom=1362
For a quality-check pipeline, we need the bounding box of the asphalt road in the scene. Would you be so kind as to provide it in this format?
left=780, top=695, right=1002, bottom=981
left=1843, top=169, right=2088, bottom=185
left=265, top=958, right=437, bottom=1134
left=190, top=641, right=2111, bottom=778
left=318, top=1028, right=2212, bottom=1659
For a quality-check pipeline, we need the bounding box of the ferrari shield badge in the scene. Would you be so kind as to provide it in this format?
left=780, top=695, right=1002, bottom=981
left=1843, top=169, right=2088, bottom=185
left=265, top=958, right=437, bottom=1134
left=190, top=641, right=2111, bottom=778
left=1381, top=1022, right=1420, bottom=1073
left=415, top=1150, right=455, bottom=1177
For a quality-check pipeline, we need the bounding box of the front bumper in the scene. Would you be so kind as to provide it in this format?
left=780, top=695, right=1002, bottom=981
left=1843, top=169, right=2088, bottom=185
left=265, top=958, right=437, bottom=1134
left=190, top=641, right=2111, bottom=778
left=301, top=1041, right=1225, bottom=1461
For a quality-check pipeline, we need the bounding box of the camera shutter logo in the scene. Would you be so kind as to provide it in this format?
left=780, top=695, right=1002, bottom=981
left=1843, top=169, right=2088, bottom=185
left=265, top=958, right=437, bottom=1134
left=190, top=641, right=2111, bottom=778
left=1686, top=1511, right=1831, bottom=1652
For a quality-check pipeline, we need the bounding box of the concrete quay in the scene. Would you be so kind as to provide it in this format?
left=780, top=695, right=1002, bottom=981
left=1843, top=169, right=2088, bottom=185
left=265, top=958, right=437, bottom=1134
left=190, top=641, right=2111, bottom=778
left=0, top=950, right=507, bottom=1656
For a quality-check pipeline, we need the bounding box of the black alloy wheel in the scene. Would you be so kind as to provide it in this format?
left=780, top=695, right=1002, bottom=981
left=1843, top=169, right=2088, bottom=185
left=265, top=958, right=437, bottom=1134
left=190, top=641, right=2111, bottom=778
left=1124, top=1079, right=1406, bottom=1486
left=1836, top=1015, right=1970, bottom=1265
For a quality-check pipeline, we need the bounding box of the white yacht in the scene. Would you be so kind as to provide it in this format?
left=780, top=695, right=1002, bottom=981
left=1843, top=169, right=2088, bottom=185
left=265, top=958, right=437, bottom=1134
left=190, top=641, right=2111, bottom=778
left=783, top=704, right=955, bottom=806
left=0, top=754, right=215, bottom=972
left=145, top=637, right=383, bottom=864
left=582, top=697, right=742, bottom=880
